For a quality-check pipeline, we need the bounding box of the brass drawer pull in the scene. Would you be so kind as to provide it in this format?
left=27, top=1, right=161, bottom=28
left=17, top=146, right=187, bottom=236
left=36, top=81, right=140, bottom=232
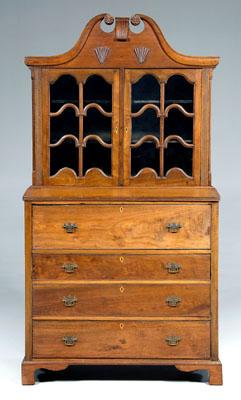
left=63, top=223, right=77, bottom=233
left=166, top=295, right=181, bottom=307
left=165, top=336, right=181, bottom=346
left=165, top=263, right=182, bottom=274
left=62, top=263, right=78, bottom=273
left=62, top=295, right=78, bottom=307
left=166, top=223, right=182, bottom=233
left=62, top=336, right=77, bottom=346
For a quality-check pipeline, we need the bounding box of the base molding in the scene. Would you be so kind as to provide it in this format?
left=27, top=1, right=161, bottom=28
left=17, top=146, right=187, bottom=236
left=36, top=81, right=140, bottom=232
left=21, top=358, right=222, bottom=385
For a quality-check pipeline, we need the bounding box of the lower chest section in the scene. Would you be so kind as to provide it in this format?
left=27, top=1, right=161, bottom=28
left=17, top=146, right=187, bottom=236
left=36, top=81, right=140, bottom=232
left=30, top=202, right=213, bottom=360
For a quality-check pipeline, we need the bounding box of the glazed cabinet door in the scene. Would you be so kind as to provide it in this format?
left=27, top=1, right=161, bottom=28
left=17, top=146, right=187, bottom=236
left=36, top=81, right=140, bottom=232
left=42, top=69, right=119, bottom=185
left=123, top=69, right=201, bottom=186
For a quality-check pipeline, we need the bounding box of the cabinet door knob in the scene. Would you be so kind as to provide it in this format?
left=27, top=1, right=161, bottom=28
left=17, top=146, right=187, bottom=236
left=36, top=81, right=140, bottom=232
left=62, top=295, right=78, bottom=307
left=166, top=223, right=182, bottom=233
left=62, top=263, right=78, bottom=273
left=165, top=336, right=181, bottom=346
left=165, top=295, right=181, bottom=307
left=63, top=223, right=77, bottom=233
left=62, top=336, right=78, bottom=346
left=165, top=263, right=181, bottom=274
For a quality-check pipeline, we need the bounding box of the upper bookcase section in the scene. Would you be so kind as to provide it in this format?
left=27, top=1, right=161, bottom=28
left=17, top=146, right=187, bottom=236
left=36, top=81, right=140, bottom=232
left=25, top=13, right=219, bottom=69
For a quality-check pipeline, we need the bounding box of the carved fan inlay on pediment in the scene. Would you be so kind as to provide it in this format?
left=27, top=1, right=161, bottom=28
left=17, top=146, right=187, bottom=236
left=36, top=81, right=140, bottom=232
left=134, top=47, right=150, bottom=64
left=94, top=47, right=110, bottom=64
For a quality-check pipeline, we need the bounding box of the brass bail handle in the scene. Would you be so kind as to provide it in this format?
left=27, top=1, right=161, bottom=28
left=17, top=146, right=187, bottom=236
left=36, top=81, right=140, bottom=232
left=165, top=263, right=182, bottom=274
left=62, top=263, right=78, bottom=273
left=63, top=223, right=77, bottom=233
left=166, top=223, right=182, bottom=233
left=62, top=336, right=78, bottom=346
left=62, top=295, right=78, bottom=307
left=165, top=295, right=181, bottom=307
left=165, top=336, right=181, bottom=346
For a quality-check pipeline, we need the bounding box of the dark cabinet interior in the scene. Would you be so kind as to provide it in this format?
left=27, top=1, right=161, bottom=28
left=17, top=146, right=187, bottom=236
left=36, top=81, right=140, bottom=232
left=49, top=74, right=112, bottom=177
left=48, top=71, right=194, bottom=181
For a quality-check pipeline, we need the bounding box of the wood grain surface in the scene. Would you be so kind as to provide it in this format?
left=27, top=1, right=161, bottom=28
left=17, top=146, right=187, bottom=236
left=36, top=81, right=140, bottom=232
left=33, top=282, right=210, bottom=317
left=33, top=204, right=211, bottom=250
left=32, top=253, right=210, bottom=281
left=33, top=320, right=210, bottom=359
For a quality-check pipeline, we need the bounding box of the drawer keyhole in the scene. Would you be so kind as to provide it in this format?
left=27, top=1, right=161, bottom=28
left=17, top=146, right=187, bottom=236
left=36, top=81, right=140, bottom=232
left=120, top=286, right=125, bottom=293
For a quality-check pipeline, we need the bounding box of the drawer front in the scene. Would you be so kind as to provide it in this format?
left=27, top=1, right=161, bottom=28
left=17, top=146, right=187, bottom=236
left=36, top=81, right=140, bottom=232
left=33, top=320, right=210, bottom=359
left=33, top=283, right=210, bottom=317
left=32, top=254, right=210, bottom=280
left=32, top=204, right=211, bottom=250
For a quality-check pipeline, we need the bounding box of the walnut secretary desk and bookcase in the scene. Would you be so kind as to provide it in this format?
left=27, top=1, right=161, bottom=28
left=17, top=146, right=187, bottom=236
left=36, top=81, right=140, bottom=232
left=21, top=14, right=223, bottom=385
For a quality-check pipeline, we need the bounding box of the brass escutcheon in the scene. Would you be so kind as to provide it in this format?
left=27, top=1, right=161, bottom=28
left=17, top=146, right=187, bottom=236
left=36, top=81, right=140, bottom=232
left=120, top=323, right=124, bottom=329
left=165, top=336, right=181, bottom=346
left=63, top=223, right=77, bottom=233
left=166, top=223, right=182, bottom=233
left=62, top=295, right=78, bottom=307
left=165, top=262, right=181, bottom=274
left=120, top=256, right=124, bottom=263
left=165, top=295, right=181, bottom=307
left=120, top=206, right=124, bottom=214
left=62, top=263, right=78, bottom=273
left=120, top=286, right=125, bottom=293
left=62, top=336, right=78, bottom=346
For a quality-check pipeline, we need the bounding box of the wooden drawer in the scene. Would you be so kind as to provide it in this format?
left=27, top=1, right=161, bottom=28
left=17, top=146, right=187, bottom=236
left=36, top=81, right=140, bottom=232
left=33, top=283, right=210, bottom=317
left=32, top=204, right=211, bottom=250
left=33, top=320, right=210, bottom=359
left=32, top=254, right=210, bottom=280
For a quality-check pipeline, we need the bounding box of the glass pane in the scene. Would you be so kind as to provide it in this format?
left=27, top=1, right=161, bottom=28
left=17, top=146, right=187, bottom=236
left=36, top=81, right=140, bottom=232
left=165, top=75, right=193, bottom=112
left=50, top=139, right=79, bottom=176
left=132, top=74, right=160, bottom=113
left=50, top=109, right=79, bottom=144
left=50, top=75, right=78, bottom=112
left=131, top=74, right=160, bottom=177
left=164, top=143, right=192, bottom=176
left=131, top=143, right=160, bottom=176
left=83, top=75, right=112, bottom=177
left=83, top=108, right=111, bottom=143
left=84, top=75, right=112, bottom=112
left=164, top=109, right=193, bottom=142
left=83, top=140, right=111, bottom=176
left=132, top=109, right=160, bottom=142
